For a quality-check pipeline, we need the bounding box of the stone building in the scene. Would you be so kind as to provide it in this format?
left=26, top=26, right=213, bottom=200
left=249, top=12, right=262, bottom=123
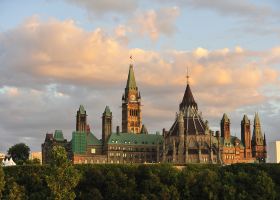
left=41, top=130, right=71, bottom=164
left=163, top=82, right=222, bottom=164
left=42, top=63, right=267, bottom=165
left=163, top=79, right=267, bottom=164
left=42, top=64, right=163, bottom=164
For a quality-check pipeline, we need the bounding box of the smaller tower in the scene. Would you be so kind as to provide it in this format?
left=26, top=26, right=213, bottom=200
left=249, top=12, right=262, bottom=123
left=221, top=113, right=230, bottom=140
left=76, top=105, right=87, bottom=132
left=241, top=115, right=252, bottom=159
left=251, top=113, right=266, bottom=163
left=102, top=106, right=112, bottom=145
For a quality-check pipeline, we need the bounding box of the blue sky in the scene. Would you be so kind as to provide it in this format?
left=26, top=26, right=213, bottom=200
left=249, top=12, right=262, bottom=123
left=0, top=0, right=279, bottom=152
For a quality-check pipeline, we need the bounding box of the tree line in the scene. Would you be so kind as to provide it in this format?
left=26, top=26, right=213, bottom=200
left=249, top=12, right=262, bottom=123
left=1, top=146, right=280, bottom=199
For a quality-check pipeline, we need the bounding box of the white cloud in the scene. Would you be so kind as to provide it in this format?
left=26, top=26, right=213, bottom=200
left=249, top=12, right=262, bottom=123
left=132, top=7, right=180, bottom=40
left=0, top=16, right=280, bottom=151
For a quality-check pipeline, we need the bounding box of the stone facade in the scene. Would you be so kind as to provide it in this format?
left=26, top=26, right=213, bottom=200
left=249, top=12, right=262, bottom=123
left=163, top=81, right=267, bottom=164
left=42, top=63, right=267, bottom=165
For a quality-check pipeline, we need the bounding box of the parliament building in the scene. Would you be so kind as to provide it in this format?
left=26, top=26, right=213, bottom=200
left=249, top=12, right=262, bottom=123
left=42, top=63, right=267, bottom=165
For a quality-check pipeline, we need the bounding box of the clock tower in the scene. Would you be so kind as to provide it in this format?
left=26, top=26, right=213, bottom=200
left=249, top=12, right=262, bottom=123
left=122, top=64, right=142, bottom=133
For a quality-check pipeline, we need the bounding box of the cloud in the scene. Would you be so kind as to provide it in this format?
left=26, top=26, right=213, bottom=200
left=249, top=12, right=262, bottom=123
left=185, top=0, right=274, bottom=20
left=0, top=17, right=280, bottom=152
left=133, top=7, right=180, bottom=40
left=64, top=0, right=138, bottom=16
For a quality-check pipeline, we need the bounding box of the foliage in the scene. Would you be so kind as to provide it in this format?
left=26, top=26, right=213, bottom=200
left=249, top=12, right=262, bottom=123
left=7, top=143, right=30, bottom=164
left=46, top=146, right=81, bottom=200
left=25, top=158, right=41, bottom=165
left=2, top=177, right=27, bottom=200
left=0, top=166, right=5, bottom=199
left=2, top=163, right=280, bottom=199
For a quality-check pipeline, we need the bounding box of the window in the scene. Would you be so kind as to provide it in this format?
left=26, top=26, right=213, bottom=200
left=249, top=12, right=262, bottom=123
left=91, top=148, right=96, bottom=154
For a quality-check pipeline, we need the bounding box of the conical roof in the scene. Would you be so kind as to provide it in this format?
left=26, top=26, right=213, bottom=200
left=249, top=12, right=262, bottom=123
left=222, top=113, right=230, bottom=122
left=126, top=64, right=137, bottom=90
left=254, top=112, right=260, bottom=125
left=103, top=106, right=112, bottom=116
left=242, top=114, right=250, bottom=123
left=140, top=124, right=148, bottom=134
left=179, top=84, right=197, bottom=110
left=78, top=105, right=86, bottom=114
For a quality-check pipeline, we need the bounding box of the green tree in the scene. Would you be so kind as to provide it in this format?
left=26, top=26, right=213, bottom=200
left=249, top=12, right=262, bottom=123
left=3, top=178, right=27, bottom=200
left=25, top=158, right=41, bottom=165
left=46, top=146, right=80, bottom=200
left=8, top=143, right=30, bottom=164
left=254, top=171, right=276, bottom=200
left=0, top=166, right=5, bottom=199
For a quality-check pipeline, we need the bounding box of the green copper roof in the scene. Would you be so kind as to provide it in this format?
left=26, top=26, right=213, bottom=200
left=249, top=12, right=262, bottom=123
left=222, top=113, right=230, bottom=122
left=72, top=131, right=87, bottom=154
left=126, top=64, right=137, bottom=90
left=54, top=130, right=64, bottom=141
left=72, top=131, right=102, bottom=154
left=107, top=132, right=163, bottom=145
left=88, top=132, right=102, bottom=145
left=103, top=106, right=112, bottom=116
left=79, top=105, right=86, bottom=114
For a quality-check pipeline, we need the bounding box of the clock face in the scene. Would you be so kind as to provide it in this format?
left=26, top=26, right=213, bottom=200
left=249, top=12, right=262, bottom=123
left=130, top=95, right=136, bottom=101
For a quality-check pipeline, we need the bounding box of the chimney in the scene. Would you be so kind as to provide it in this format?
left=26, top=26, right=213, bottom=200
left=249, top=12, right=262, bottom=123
left=116, top=126, right=120, bottom=134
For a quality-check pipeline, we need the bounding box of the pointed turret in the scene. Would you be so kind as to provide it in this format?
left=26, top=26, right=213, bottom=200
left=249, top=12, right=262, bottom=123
left=179, top=83, right=197, bottom=110
left=252, top=112, right=264, bottom=146
left=263, top=133, right=266, bottom=146
left=126, top=64, right=137, bottom=90
left=242, top=114, right=250, bottom=123
left=254, top=112, right=261, bottom=125
left=221, top=113, right=230, bottom=140
left=76, top=105, right=87, bottom=132
left=102, top=105, right=112, bottom=147
left=222, top=113, right=230, bottom=122
left=78, top=105, right=86, bottom=115
left=252, top=112, right=266, bottom=162
left=103, top=106, right=112, bottom=116
left=140, top=124, right=148, bottom=134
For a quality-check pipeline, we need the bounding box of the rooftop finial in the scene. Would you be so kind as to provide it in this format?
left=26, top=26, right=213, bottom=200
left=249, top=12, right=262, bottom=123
left=130, top=55, right=133, bottom=65
left=186, top=66, right=190, bottom=85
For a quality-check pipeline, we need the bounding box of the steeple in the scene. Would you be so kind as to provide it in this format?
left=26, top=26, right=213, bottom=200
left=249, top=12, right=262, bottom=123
left=252, top=112, right=264, bottom=145
left=122, top=63, right=142, bottom=134
left=252, top=112, right=267, bottom=162
left=126, top=64, right=137, bottom=90
left=179, top=83, right=197, bottom=110
left=254, top=112, right=261, bottom=125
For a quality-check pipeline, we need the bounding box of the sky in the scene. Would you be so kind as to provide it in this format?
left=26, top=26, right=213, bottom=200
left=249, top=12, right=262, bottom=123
left=0, top=0, right=279, bottom=152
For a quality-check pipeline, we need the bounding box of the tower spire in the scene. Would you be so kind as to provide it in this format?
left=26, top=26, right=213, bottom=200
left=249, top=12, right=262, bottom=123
left=186, top=66, right=190, bottom=85
left=126, top=63, right=137, bottom=90
left=180, top=67, right=197, bottom=110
